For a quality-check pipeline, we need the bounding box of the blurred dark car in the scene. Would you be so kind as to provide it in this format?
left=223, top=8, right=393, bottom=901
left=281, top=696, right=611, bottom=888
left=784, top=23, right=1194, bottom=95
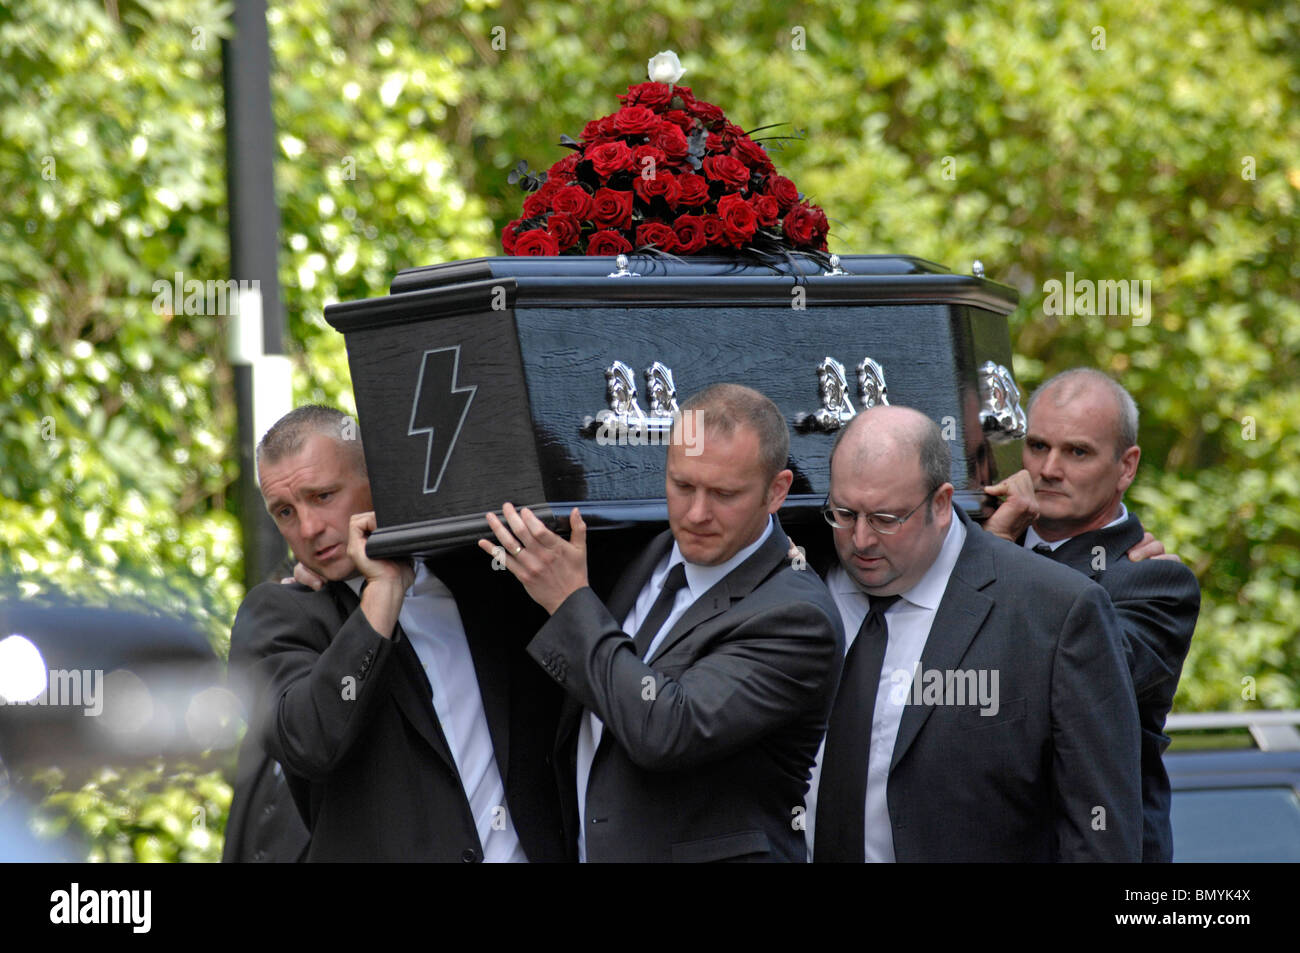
left=1164, top=711, right=1300, bottom=862
left=0, top=592, right=240, bottom=861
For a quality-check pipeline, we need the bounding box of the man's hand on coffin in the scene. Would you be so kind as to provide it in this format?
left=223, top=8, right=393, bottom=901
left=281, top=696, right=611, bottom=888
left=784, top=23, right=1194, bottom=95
left=349, top=510, right=414, bottom=638
left=479, top=503, right=589, bottom=615
left=982, top=469, right=1039, bottom=542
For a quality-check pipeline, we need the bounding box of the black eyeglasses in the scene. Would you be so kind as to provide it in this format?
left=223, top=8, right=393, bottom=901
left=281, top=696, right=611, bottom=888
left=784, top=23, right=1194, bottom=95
left=821, top=484, right=939, bottom=535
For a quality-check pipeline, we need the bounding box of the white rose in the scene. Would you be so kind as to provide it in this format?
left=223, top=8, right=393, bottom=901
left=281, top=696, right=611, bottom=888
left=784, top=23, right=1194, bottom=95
left=646, top=51, right=685, bottom=85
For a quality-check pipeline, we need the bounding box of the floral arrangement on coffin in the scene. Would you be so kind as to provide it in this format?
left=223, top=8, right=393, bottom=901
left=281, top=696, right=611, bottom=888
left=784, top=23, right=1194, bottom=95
left=502, top=51, right=830, bottom=262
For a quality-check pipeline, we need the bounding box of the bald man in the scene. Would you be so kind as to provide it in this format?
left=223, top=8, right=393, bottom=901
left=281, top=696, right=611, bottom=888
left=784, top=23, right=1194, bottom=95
left=982, top=368, right=1201, bottom=861
left=808, top=405, right=1142, bottom=862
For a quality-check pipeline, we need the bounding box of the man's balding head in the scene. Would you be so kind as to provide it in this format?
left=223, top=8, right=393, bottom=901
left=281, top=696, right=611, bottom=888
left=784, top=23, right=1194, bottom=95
left=831, top=406, right=951, bottom=499
left=257, top=405, right=366, bottom=479
left=827, top=406, right=954, bottom=596
left=1028, top=368, right=1138, bottom=461
left=1022, top=368, right=1141, bottom=540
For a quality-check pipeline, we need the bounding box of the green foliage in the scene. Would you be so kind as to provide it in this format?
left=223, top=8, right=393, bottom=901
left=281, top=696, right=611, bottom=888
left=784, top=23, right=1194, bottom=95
left=2, top=0, right=1297, bottom=860
left=0, top=0, right=242, bottom=642
left=30, top=760, right=231, bottom=863
left=439, top=0, right=1300, bottom=712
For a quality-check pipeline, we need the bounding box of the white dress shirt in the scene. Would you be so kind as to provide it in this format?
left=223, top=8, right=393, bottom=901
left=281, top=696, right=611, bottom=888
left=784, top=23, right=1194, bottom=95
left=575, top=516, right=776, bottom=862
left=347, top=563, right=526, bottom=863
left=1024, top=502, right=1128, bottom=553
left=805, top=509, right=966, bottom=861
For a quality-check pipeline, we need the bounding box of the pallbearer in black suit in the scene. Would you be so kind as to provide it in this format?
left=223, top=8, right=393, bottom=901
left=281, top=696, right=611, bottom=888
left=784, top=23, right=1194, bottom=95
left=808, top=405, right=1142, bottom=861
left=481, top=384, right=844, bottom=862
left=982, top=368, right=1200, bottom=862
left=228, top=407, right=566, bottom=862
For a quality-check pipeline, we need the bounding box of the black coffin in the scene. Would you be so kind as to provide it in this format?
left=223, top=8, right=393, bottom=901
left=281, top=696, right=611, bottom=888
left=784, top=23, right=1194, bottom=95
left=323, top=254, right=1026, bottom=559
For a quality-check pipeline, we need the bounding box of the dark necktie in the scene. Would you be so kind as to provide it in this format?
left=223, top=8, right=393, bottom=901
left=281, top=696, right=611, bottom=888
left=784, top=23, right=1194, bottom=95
left=1032, top=543, right=1056, bottom=558
left=632, top=562, right=689, bottom=659
left=814, top=593, right=901, bottom=863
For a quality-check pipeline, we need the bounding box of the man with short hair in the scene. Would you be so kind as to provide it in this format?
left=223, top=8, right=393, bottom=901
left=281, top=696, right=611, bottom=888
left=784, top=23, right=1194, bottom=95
left=809, top=405, right=1142, bottom=862
left=227, top=405, right=566, bottom=862
left=982, top=368, right=1200, bottom=862
left=481, top=384, right=844, bottom=862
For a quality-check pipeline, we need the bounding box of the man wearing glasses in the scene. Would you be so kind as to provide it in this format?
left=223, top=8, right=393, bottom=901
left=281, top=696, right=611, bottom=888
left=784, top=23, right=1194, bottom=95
left=807, top=404, right=1142, bottom=862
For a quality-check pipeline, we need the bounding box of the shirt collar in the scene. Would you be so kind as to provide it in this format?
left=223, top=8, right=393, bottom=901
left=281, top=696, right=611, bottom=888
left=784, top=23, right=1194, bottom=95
left=342, top=560, right=441, bottom=598
left=667, top=515, right=775, bottom=600
left=897, top=508, right=966, bottom=611
left=1025, top=501, right=1128, bottom=552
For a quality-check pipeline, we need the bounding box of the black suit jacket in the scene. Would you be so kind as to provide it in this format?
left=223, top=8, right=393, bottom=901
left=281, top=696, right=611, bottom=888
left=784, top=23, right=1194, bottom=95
left=529, top=523, right=844, bottom=862
left=814, top=509, right=1143, bottom=861
left=222, top=727, right=309, bottom=862
left=228, top=553, right=567, bottom=862
left=1029, top=512, right=1200, bottom=862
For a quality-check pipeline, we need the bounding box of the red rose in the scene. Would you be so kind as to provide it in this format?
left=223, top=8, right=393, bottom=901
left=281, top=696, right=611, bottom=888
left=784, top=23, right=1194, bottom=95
left=636, top=222, right=678, bottom=251
left=550, top=153, right=581, bottom=180
left=731, top=136, right=772, bottom=171
left=705, top=132, right=727, bottom=154
left=768, top=175, right=800, bottom=212
left=782, top=202, right=826, bottom=247
left=547, top=212, right=581, bottom=251
left=673, top=214, right=708, bottom=254
left=501, top=219, right=521, bottom=254
left=670, top=86, right=697, bottom=108
left=691, top=99, right=725, bottom=124
left=588, top=141, right=635, bottom=178
left=703, top=154, right=750, bottom=190
left=612, top=105, right=659, bottom=136
left=810, top=204, right=829, bottom=235
left=522, top=179, right=561, bottom=216
left=598, top=115, right=619, bottom=138
left=587, top=229, right=633, bottom=256
left=662, top=109, right=694, bottom=131
left=654, top=122, right=689, bottom=159
left=590, top=187, right=634, bottom=229
left=700, top=215, right=725, bottom=246
left=750, top=194, right=779, bottom=227
left=550, top=184, right=593, bottom=218
left=522, top=190, right=550, bottom=217
left=675, top=173, right=711, bottom=207
left=716, top=192, right=757, bottom=246
left=632, top=144, right=667, bottom=178
left=619, top=82, right=674, bottom=109
left=634, top=171, right=681, bottom=208
left=580, top=118, right=608, bottom=142
left=514, top=228, right=559, bottom=256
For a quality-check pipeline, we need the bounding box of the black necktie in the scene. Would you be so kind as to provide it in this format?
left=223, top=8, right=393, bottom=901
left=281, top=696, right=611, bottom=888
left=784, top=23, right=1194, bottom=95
left=814, top=593, right=901, bottom=863
left=1033, top=543, right=1056, bottom=558
left=632, top=562, right=689, bottom=659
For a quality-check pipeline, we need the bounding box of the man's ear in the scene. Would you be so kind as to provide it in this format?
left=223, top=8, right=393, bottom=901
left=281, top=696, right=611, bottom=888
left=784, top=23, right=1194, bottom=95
left=1118, top=445, right=1141, bottom=493
left=766, top=469, right=794, bottom=513
left=932, top=482, right=955, bottom=520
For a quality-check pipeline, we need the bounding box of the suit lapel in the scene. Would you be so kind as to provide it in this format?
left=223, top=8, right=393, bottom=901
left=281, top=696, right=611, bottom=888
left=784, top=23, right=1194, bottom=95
left=331, top=577, right=461, bottom=776
left=890, top=510, right=995, bottom=771
left=647, top=523, right=790, bottom=664
left=607, top=531, right=676, bottom=626
left=1045, top=513, right=1143, bottom=581
left=390, top=626, right=461, bottom=776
